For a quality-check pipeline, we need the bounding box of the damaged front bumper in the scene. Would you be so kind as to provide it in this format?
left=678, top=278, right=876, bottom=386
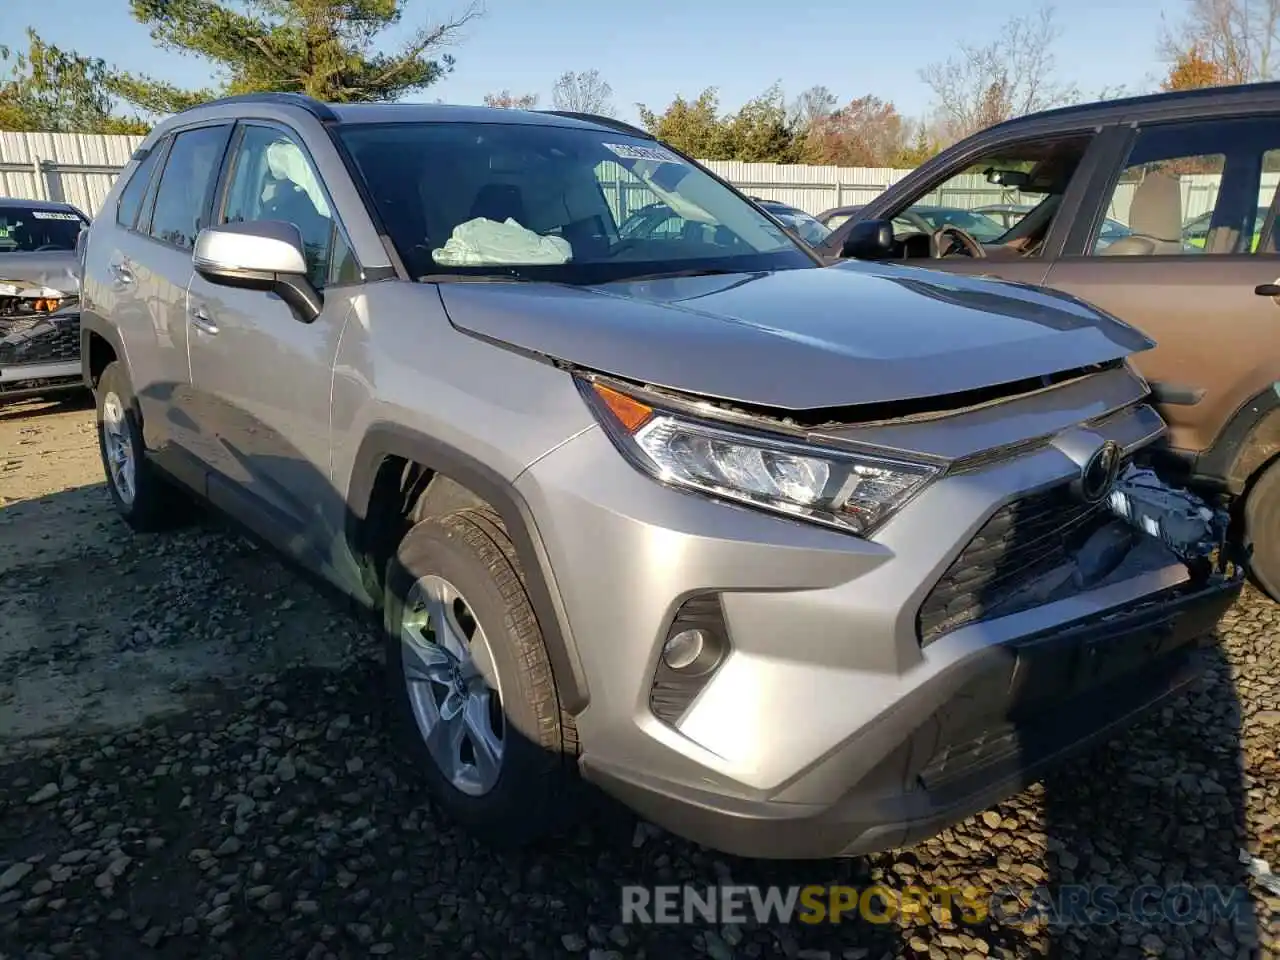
left=528, top=403, right=1244, bottom=859
left=590, top=469, right=1243, bottom=859
left=0, top=306, right=83, bottom=399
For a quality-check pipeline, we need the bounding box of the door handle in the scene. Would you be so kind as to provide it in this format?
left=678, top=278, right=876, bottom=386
left=189, top=307, right=219, bottom=335
left=1255, top=282, right=1280, bottom=298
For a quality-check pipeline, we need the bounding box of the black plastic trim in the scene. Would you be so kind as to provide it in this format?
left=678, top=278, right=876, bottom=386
left=78, top=311, right=127, bottom=389
left=649, top=594, right=728, bottom=725
left=1149, top=381, right=1207, bottom=406
left=1195, top=384, right=1280, bottom=490
left=346, top=422, right=589, bottom=713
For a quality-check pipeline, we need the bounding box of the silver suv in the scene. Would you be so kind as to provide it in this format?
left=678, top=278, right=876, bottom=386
left=79, top=93, right=1243, bottom=859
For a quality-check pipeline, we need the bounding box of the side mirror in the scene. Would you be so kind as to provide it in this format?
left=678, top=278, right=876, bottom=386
left=839, top=218, right=895, bottom=259
left=192, top=220, right=322, bottom=323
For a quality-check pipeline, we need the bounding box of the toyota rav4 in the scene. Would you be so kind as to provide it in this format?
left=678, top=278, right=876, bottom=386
left=78, top=93, right=1243, bottom=859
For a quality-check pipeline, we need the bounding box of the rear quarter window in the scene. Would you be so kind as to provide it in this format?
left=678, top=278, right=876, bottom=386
left=116, top=147, right=164, bottom=229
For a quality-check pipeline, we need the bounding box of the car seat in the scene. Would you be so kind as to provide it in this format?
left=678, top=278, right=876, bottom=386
left=469, top=184, right=528, bottom=226
left=9, top=221, right=33, bottom=251
left=1100, top=173, right=1185, bottom=256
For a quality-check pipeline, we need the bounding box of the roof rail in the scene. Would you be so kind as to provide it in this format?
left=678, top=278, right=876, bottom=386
left=192, top=92, right=339, bottom=123
left=987, top=78, right=1280, bottom=131
left=538, top=110, right=655, bottom=140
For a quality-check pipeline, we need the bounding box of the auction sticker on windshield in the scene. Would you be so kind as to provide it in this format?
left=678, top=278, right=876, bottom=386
left=603, top=142, right=683, bottom=164
left=30, top=211, right=81, bottom=221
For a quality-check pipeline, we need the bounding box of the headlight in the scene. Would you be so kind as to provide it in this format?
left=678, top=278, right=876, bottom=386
left=578, top=378, right=941, bottom=536
left=0, top=282, right=73, bottom=299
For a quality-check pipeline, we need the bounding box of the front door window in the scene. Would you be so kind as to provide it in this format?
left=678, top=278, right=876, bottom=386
left=889, top=134, right=1095, bottom=261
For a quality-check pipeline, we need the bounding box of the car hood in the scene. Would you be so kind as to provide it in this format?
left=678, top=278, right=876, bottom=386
left=437, top=260, right=1154, bottom=411
left=0, top=251, right=80, bottom=298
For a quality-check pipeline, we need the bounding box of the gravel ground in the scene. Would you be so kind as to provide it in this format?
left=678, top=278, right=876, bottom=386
left=1, top=393, right=1279, bottom=960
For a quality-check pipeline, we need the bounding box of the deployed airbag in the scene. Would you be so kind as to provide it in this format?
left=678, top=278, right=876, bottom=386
left=431, top=217, right=572, bottom=266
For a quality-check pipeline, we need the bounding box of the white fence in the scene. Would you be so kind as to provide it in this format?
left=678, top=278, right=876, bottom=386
left=0, top=130, right=1245, bottom=230
left=0, top=131, right=145, bottom=217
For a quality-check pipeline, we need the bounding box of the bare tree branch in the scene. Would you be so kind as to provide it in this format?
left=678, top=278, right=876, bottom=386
left=483, top=89, right=538, bottom=109
left=788, top=84, right=837, bottom=133
left=1159, top=0, right=1280, bottom=83
left=371, top=2, right=483, bottom=89
left=550, top=69, right=614, bottom=116
left=919, top=5, right=1078, bottom=140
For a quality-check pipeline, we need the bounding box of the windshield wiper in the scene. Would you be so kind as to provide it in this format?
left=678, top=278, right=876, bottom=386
left=598, top=267, right=747, bottom=283
left=418, top=272, right=534, bottom=283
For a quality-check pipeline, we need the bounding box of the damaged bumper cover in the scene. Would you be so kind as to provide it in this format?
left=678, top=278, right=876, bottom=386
left=0, top=260, right=84, bottom=397
left=1108, top=464, right=1229, bottom=562
left=550, top=416, right=1243, bottom=858
left=0, top=303, right=83, bottom=398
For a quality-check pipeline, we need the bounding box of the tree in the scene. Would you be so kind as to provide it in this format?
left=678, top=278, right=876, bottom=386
left=483, top=89, right=539, bottom=109
left=637, top=88, right=734, bottom=159
left=1159, top=0, right=1279, bottom=85
left=0, top=30, right=148, bottom=133
left=551, top=69, right=614, bottom=116
left=920, top=6, right=1078, bottom=141
left=788, top=84, right=837, bottom=133
left=103, top=0, right=482, bottom=115
left=802, top=95, right=908, bottom=167
left=722, top=83, right=800, bottom=162
left=1162, top=41, right=1229, bottom=90
left=891, top=124, right=939, bottom=168
left=638, top=85, right=801, bottom=162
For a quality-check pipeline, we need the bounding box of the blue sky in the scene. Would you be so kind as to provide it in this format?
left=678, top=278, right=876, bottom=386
left=2, top=0, right=1184, bottom=124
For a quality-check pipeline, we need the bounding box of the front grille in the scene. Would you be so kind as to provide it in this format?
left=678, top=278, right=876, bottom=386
left=917, top=483, right=1114, bottom=646
left=0, top=313, right=80, bottom=366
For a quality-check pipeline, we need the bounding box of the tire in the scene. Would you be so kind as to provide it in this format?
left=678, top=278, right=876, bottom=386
left=1244, top=457, right=1280, bottom=602
left=94, top=361, right=191, bottom=532
left=383, top=507, right=580, bottom=845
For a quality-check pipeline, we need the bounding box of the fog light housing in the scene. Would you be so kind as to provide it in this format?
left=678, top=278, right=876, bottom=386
left=662, top=628, right=706, bottom=670
left=650, top=596, right=728, bottom=726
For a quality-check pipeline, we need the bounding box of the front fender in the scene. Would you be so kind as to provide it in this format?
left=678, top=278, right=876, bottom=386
left=345, top=422, right=591, bottom=714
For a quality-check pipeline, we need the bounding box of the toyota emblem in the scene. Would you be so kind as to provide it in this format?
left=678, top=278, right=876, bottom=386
left=1079, top=440, right=1122, bottom=503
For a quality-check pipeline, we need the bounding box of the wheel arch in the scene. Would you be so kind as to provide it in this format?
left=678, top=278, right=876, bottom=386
left=345, top=422, right=590, bottom=714
left=1195, top=383, right=1280, bottom=495
left=79, top=311, right=128, bottom=389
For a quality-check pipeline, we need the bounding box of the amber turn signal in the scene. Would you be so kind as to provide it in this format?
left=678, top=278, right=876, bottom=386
left=591, top=382, right=653, bottom=433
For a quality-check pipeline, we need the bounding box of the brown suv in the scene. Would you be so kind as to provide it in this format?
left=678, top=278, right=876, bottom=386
left=818, top=81, right=1280, bottom=600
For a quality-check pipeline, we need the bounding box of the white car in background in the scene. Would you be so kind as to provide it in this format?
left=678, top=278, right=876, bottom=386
left=0, top=198, right=90, bottom=401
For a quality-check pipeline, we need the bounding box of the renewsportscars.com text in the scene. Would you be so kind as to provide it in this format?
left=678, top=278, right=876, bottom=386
left=620, top=883, right=1253, bottom=928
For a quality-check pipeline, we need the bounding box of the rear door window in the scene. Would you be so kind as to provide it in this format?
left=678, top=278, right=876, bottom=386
left=1084, top=117, right=1280, bottom=256
left=147, top=124, right=232, bottom=250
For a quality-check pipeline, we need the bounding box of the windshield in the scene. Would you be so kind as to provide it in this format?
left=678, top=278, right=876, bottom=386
left=764, top=206, right=831, bottom=245
left=912, top=208, right=1006, bottom=242
left=336, top=121, right=815, bottom=282
left=0, top=205, right=86, bottom=253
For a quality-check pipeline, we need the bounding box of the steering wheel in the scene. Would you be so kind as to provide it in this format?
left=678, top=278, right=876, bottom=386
left=930, top=225, right=987, bottom=259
